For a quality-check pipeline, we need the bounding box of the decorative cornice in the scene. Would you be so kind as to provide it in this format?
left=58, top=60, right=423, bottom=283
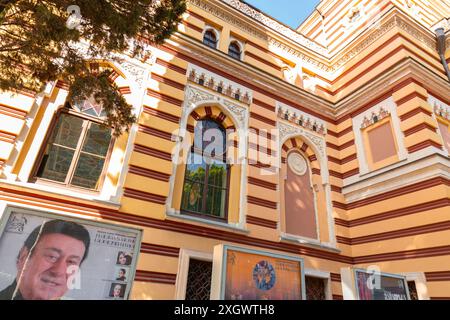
left=429, top=95, right=450, bottom=121
left=277, top=102, right=327, bottom=135
left=432, top=18, right=450, bottom=33
left=278, top=121, right=326, bottom=159
left=187, top=64, right=252, bottom=104
left=189, top=1, right=441, bottom=78
left=189, top=0, right=267, bottom=41
left=185, top=85, right=248, bottom=129
left=219, top=0, right=328, bottom=55
left=360, top=107, right=391, bottom=129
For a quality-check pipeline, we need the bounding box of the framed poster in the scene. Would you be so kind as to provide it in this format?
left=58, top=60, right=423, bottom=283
left=354, top=269, right=410, bottom=300
left=0, top=206, right=142, bottom=300
left=211, top=245, right=305, bottom=300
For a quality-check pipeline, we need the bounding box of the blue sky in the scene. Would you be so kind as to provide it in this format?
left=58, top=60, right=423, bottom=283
left=244, top=0, right=320, bottom=29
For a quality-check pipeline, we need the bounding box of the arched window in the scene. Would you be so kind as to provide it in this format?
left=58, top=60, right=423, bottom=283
left=284, top=151, right=318, bottom=239
left=33, top=97, right=113, bottom=191
left=228, top=42, right=241, bottom=60
left=181, top=119, right=229, bottom=219
left=203, top=30, right=218, bottom=49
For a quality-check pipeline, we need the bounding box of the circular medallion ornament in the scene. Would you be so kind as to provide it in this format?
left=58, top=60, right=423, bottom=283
left=287, top=152, right=307, bottom=176
left=253, top=261, right=276, bottom=291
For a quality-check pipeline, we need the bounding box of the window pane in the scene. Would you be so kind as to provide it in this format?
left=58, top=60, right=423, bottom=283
left=82, top=122, right=112, bottom=156
left=53, top=114, right=84, bottom=148
left=182, top=180, right=205, bottom=214
left=207, top=162, right=227, bottom=187
left=194, top=120, right=226, bottom=158
left=37, top=145, right=75, bottom=182
left=205, top=161, right=227, bottom=218
left=205, top=183, right=226, bottom=218
left=71, top=153, right=106, bottom=189
left=228, top=43, right=241, bottom=60
left=186, top=153, right=207, bottom=181
left=203, top=31, right=217, bottom=48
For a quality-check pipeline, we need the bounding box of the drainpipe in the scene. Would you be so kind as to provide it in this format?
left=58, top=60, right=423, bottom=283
left=436, top=28, right=450, bottom=82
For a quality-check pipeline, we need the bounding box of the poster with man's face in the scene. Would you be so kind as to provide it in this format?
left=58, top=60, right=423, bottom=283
left=221, top=247, right=304, bottom=300
left=0, top=209, right=142, bottom=300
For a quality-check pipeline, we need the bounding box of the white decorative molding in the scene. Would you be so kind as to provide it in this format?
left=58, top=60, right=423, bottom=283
left=219, top=0, right=328, bottom=55
left=68, top=39, right=152, bottom=91
left=343, top=152, right=450, bottom=201
left=277, top=102, right=327, bottom=136
left=352, top=96, right=407, bottom=175
left=184, top=85, right=249, bottom=131
left=429, top=95, right=450, bottom=121
left=287, top=152, right=307, bottom=176
left=360, top=107, right=391, bottom=129
left=187, top=64, right=252, bottom=104
left=278, top=121, right=326, bottom=161
left=223, top=100, right=247, bottom=125
left=188, top=1, right=441, bottom=77
left=432, top=18, right=450, bottom=32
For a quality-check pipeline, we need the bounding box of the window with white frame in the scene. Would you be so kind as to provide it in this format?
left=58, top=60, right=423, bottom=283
left=203, top=29, right=218, bottom=49
left=33, top=98, right=114, bottom=191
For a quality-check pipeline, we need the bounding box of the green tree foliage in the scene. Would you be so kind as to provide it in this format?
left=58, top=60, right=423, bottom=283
left=0, top=0, right=186, bottom=136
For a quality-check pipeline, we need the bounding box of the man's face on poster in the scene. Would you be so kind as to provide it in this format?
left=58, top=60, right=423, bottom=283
left=16, top=233, right=86, bottom=300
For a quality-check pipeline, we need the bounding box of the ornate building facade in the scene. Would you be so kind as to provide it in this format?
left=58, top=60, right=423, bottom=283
left=0, top=0, right=449, bottom=300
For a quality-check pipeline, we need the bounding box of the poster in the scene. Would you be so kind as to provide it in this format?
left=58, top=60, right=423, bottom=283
left=355, top=269, right=410, bottom=300
left=0, top=207, right=142, bottom=300
left=214, top=246, right=305, bottom=300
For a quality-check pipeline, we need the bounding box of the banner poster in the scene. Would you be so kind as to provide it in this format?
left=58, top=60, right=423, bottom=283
left=220, top=246, right=304, bottom=300
left=355, top=269, right=410, bottom=300
left=0, top=208, right=142, bottom=300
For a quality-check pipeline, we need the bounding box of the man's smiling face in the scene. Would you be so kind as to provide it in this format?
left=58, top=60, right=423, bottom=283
left=16, top=233, right=86, bottom=300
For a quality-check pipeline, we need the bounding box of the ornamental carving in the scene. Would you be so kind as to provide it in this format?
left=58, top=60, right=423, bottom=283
left=187, top=65, right=252, bottom=104
left=277, top=103, right=327, bottom=136
left=219, top=0, right=328, bottom=55
left=189, top=0, right=440, bottom=76
left=360, top=107, right=391, bottom=129
left=430, top=96, right=450, bottom=121
left=119, top=61, right=148, bottom=90
left=288, top=153, right=307, bottom=176
left=278, top=122, right=325, bottom=158
left=185, top=85, right=248, bottom=129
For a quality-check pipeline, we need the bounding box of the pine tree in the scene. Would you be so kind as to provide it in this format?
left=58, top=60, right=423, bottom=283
left=0, top=0, right=186, bottom=136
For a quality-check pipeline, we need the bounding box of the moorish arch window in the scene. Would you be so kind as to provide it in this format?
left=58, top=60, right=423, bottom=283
left=283, top=151, right=318, bottom=240
left=228, top=41, right=242, bottom=60
left=203, top=29, right=218, bottom=49
left=32, top=96, right=114, bottom=191
left=181, top=119, right=229, bottom=219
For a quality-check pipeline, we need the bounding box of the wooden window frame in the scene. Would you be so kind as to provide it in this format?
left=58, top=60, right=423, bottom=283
left=30, top=106, right=115, bottom=194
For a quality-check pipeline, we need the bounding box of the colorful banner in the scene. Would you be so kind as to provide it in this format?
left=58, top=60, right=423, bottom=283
left=222, top=247, right=304, bottom=300
left=355, top=270, right=409, bottom=300
left=0, top=209, right=141, bottom=300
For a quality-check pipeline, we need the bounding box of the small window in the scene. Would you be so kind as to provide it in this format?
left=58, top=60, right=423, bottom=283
left=407, top=281, right=419, bottom=300
left=228, top=42, right=241, bottom=60
left=305, top=276, right=327, bottom=300
left=185, top=259, right=213, bottom=300
left=34, top=101, right=113, bottom=191
left=203, top=30, right=218, bottom=49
